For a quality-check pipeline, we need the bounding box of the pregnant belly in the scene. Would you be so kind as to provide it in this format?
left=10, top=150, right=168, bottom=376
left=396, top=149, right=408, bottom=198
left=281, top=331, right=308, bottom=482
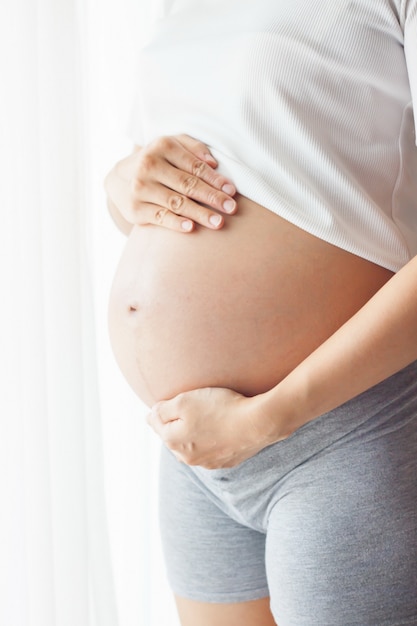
left=108, top=196, right=393, bottom=407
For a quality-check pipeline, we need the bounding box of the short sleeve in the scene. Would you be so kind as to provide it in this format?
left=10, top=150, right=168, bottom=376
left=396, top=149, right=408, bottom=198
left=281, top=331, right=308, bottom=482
left=403, top=0, right=417, bottom=144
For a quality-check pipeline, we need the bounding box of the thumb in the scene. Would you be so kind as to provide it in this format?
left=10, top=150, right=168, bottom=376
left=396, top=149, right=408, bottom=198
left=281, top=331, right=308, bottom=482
left=147, top=400, right=178, bottom=427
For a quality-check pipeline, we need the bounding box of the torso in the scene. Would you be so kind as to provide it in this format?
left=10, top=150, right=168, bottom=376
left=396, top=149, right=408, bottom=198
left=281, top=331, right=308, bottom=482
left=108, top=196, right=393, bottom=407
left=112, top=1, right=414, bottom=407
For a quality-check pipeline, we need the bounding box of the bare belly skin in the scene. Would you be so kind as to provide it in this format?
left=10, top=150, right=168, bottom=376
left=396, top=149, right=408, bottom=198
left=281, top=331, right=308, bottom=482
left=108, top=195, right=393, bottom=407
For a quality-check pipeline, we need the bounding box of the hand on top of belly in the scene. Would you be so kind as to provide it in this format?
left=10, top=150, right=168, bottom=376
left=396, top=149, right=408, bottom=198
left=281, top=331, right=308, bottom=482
left=146, top=386, right=280, bottom=469
left=104, top=134, right=237, bottom=234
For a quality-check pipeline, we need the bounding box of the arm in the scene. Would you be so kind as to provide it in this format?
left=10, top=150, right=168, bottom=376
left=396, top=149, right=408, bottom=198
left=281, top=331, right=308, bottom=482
left=256, top=252, right=417, bottom=442
left=148, top=254, right=417, bottom=468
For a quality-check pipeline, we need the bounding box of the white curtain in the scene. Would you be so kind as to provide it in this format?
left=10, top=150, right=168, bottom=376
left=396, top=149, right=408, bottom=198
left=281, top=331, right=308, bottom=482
left=0, top=0, right=178, bottom=624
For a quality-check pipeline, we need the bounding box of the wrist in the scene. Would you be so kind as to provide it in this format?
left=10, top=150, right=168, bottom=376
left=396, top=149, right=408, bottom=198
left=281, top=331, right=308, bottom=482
left=249, top=372, right=315, bottom=446
left=244, top=388, right=296, bottom=448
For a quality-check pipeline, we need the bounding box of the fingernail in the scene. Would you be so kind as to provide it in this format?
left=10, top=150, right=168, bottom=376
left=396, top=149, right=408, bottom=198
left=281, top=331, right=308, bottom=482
left=222, top=183, right=236, bottom=195
left=209, top=214, right=222, bottom=227
left=223, top=199, right=236, bottom=213
left=181, top=220, right=193, bottom=231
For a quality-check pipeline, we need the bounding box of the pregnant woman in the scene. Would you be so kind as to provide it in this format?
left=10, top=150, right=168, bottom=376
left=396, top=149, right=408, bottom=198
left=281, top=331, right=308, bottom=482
left=105, top=1, right=417, bottom=625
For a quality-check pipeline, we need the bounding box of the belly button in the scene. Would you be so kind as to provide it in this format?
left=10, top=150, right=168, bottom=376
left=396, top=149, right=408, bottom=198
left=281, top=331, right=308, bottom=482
left=128, top=301, right=139, bottom=314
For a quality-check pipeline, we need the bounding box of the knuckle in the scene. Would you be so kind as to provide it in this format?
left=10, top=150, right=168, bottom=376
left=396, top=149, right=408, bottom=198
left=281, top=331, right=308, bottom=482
left=131, top=176, right=145, bottom=195
left=216, top=175, right=229, bottom=188
left=181, top=175, right=198, bottom=195
left=154, top=135, right=173, bottom=152
left=137, top=152, right=157, bottom=175
left=154, top=207, right=169, bottom=224
left=180, top=442, right=195, bottom=463
left=191, top=159, right=206, bottom=178
left=206, top=189, right=221, bottom=206
left=165, top=437, right=177, bottom=451
left=168, top=194, right=184, bottom=213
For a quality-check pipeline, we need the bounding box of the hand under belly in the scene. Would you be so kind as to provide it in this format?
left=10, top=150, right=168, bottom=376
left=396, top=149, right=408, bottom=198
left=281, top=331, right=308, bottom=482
left=108, top=196, right=392, bottom=407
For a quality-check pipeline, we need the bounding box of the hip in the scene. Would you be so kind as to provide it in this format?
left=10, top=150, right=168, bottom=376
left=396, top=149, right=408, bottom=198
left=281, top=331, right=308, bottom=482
left=185, top=359, right=417, bottom=531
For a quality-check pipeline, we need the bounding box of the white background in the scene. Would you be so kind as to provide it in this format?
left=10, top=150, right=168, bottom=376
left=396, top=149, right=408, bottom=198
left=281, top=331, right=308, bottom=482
left=0, top=0, right=180, bottom=624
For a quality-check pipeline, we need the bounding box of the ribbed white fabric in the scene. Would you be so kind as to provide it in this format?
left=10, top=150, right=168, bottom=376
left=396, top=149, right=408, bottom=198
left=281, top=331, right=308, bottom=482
left=128, top=0, right=417, bottom=272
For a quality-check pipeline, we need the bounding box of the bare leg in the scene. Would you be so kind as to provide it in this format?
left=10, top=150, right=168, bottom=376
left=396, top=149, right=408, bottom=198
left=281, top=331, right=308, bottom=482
left=175, top=595, right=277, bottom=626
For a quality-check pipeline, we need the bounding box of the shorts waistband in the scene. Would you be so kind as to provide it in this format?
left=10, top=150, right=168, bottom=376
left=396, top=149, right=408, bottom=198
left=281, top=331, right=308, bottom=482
left=190, top=360, right=417, bottom=530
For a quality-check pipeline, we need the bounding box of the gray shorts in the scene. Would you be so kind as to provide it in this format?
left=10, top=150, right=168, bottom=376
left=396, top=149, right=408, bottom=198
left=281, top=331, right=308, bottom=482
left=159, top=362, right=417, bottom=625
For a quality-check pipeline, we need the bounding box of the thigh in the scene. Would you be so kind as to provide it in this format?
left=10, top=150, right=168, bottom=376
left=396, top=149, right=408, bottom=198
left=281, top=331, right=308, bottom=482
left=158, top=445, right=270, bottom=605
left=265, top=410, right=417, bottom=626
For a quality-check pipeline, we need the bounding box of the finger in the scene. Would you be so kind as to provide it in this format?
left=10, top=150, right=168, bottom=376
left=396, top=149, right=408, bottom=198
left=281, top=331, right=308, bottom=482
left=153, top=164, right=237, bottom=216
left=133, top=182, right=226, bottom=230
left=136, top=202, right=196, bottom=232
left=132, top=154, right=237, bottom=220
left=146, top=403, right=167, bottom=434
left=148, top=401, right=181, bottom=428
left=144, top=138, right=237, bottom=210
left=175, top=134, right=218, bottom=167
left=164, top=144, right=237, bottom=205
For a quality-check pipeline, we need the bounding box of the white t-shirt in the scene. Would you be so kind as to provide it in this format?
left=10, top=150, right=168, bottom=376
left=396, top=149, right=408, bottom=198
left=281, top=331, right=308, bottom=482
left=128, top=0, right=417, bottom=272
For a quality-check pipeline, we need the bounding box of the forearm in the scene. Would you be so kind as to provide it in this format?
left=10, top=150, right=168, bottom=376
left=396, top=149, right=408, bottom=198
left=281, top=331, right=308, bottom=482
left=257, top=254, right=417, bottom=443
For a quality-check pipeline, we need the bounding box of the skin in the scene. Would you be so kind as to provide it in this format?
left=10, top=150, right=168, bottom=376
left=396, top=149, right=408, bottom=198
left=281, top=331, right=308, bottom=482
left=174, top=596, right=277, bottom=626
left=147, top=254, right=417, bottom=467
left=108, top=191, right=392, bottom=408
left=105, top=134, right=417, bottom=625
left=104, top=135, right=238, bottom=236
